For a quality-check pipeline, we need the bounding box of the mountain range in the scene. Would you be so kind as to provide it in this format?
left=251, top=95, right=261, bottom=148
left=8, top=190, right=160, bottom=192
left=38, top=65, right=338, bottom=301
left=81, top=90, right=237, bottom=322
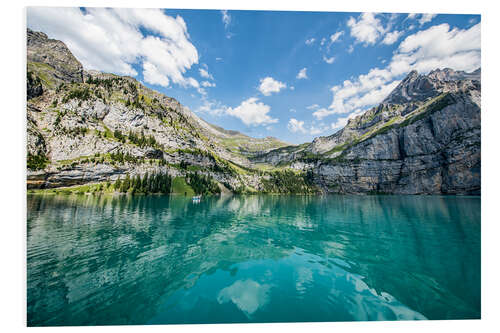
left=26, top=28, right=481, bottom=195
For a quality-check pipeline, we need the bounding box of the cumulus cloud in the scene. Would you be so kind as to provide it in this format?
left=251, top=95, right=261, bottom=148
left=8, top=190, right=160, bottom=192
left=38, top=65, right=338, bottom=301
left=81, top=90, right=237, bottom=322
left=195, top=96, right=227, bottom=116
left=258, top=77, right=287, bottom=96
left=382, top=30, right=402, bottom=45
left=347, top=13, right=385, bottom=45
left=330, top=31, right=344, bottom=43
left=201, top=81, right=216, bottom=87
left=296, top=68, right=308, bottom=79
left=227, top=97, right=278, bottom=126
left=419, top=14, right=437, bottom=25
left=27, top=7, right=199, bottom=89
left=306, top=104, right=319, bottom=110
left=315, top=22, right=480, bottom=122
left=199, top=68, right=214, bottom=80
left=287, top=118, right=306, bottom=133
left=323, top=56, right=335, bottom=64
left=389, top=23, right=481, bottom=76
left=305, top=38, right=316, bottom=45
left=288, top=118, right=330, bottom=135
left=407, top=13, right=437, bottom=26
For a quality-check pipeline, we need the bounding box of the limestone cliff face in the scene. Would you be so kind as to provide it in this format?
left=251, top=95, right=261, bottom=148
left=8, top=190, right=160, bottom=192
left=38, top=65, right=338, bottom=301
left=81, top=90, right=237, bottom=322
left=254, top=68, right=480, bottom=195
left=315, top=90, right=480, bottom=194
left=252, top=68, right=480, bottom=194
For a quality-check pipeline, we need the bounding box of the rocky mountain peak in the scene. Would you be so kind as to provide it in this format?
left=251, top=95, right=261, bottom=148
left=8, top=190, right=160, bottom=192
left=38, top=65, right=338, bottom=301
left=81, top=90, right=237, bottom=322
left=383, top=67, right=480, bottom=105
left=27, top=28, right=83, bottom=84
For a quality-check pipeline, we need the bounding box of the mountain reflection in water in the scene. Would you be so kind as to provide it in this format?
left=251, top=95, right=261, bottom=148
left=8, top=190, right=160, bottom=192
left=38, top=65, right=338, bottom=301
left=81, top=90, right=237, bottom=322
left=27, top=194, right=480, bottom=325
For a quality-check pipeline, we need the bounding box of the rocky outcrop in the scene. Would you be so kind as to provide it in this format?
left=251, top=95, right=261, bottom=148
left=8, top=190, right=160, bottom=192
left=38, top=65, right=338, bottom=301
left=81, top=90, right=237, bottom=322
left=295, top=70, right=481, bottom=195
left=25, top=29, right=283, bottom=191
left=27, top=29, right=83, bottom=83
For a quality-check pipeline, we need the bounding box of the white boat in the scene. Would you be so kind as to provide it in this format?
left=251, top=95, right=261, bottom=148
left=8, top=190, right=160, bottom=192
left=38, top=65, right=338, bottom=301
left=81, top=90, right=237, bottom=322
left=192, top=195, right=201, bottom=202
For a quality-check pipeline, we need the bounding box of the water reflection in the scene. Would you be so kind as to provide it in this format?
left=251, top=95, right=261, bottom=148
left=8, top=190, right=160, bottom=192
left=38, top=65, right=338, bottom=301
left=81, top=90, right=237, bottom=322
left=27, top=194, right=480, bottom=325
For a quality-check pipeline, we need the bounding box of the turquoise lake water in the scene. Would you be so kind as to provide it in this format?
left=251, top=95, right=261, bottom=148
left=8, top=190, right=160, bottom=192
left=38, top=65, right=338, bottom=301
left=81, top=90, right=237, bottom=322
left=27, top=194, right=480, bottom=326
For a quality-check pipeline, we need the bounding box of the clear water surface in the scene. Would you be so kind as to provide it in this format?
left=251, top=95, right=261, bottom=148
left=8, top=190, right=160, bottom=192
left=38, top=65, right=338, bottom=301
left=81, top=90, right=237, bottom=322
left=27, top=194, right=480, bottom=326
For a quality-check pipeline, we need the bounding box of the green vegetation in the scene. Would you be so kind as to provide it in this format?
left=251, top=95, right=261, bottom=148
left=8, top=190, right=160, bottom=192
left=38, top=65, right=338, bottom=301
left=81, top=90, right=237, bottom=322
left=62, top=87, right=91, bottom=103
left=110, top=151, right=143, bottom=164
left=27, top=62, right=56, bottom=88
left=60, top=126, right=88, bottom=137
left=113, top=129, right=126, bottom=143
left=171, top=177, right=195, bottom=196
left=114, top=172, right=172, bottom=194
left=27, top=71, right=42, bottom=88
left=261, top=170, right=318, bottom=194
left=27, top=153, right=49, bottom=171
left=399, top=93, right=455, bottom=128
left=127, top=130, right=159, bottom=148
left=27, top=182, right=115, bottom=195
left=186, top=172, right=221, bottom=195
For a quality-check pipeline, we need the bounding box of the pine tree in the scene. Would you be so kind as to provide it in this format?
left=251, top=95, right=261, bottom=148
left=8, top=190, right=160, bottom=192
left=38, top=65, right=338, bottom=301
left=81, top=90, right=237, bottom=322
left=121, top=174, right=130, bottom=193
left=114, top=176, right=122, bottom=192
left=142, top=172, right=149, bottom=193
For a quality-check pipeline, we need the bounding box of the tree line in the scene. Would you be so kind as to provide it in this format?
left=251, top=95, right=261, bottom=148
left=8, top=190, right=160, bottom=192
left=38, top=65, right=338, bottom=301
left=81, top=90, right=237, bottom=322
left=114, top=172, right=171, bottom=194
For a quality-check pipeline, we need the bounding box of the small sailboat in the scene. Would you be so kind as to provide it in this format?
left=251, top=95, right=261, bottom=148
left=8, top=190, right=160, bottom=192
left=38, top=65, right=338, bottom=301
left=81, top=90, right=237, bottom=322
left=192, top=195, right=201, bottom=203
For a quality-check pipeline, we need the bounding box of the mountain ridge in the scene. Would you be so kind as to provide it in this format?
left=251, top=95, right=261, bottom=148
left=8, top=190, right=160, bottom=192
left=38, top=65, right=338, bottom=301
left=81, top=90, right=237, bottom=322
left=26, top=28, right=481, bottom=195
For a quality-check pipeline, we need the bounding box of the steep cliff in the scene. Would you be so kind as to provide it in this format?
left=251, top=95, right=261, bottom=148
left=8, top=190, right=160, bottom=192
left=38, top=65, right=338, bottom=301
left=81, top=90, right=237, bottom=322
left=253, top=68, right=481, bottom=194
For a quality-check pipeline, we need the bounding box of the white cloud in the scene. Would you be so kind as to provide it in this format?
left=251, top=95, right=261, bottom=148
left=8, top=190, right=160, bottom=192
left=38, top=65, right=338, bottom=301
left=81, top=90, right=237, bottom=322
left=315, top=22, right=481, bottom=123
left=347, top=45, right=355, bottom=53
left=27, top=7, right=198, bottom=89
left=290, top=86, right=295, bottom=91
left=407, top=13, right=437, bottom=26
left=382, top=30, right=402, bottom=45
left=195, top=97, right=227, bottom=116
left=288, top=118, right=330, bottom=135
left=221, top=10, right=231, bottom=28
left=258, top=77, right=287, bottom=96
left=323, top=56, right=335, bottom=64
left=310, top=108, right=327, bottom=119
left=419, top=14, right=437, bottom=25
left=320, top=37, right=327, bottom=46
left=329, top=108, right=367, bottom=131
left=201, top=81, right=216, bottom=87
left=221, top=10, right=234, bottom=39
left=305, top=38, right=316, bottom=45
left=390, top=23, right=481, bottom=76
left=287, top=118, right=306, bottom=133
left=227, top=97, right=278, bottom=126
left=306, top=104, right=319, bottom=110
left=309, top=125, right=326, bottom=135
left=296, top=68, right=308, bottom=79
left=199, top=68, right=214, bottom=80
left=347, top=13, right=385, bottom=45
left=289, top=108, right=297, bottom=113
left=329, top=31, right=344, bottom=43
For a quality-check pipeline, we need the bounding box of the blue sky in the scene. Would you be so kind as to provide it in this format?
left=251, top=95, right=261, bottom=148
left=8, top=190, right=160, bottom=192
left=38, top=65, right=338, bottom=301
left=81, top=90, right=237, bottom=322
left=27, top=8, right=480, bottom=144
